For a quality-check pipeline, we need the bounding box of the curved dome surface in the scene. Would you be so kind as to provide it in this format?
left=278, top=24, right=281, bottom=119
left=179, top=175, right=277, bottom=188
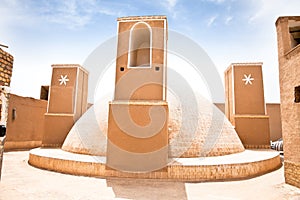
left=62, top=90, right=245, bottom=157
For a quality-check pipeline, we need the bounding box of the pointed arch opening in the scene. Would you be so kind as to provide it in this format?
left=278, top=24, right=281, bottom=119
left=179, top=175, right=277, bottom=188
left=128, top=22, right=152, bottom=68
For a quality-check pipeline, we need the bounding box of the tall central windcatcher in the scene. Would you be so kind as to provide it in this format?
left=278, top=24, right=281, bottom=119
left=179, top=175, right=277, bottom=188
left=106, top=16, right=169, bottom=172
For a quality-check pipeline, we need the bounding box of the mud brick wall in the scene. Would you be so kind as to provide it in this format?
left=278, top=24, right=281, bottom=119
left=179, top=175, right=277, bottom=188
left=0, top=48, right=14, bottom=86
left=5, top=94, right=47, bottom=150
left=276, top=16, right=300, bottom=188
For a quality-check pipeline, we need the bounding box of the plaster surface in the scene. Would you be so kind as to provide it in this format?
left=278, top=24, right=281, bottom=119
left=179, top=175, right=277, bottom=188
left=62, top=91, right=245, bottom=158
left=29, top=147, right=281, bottom=181
left=4, top=151, right=300, bottom=200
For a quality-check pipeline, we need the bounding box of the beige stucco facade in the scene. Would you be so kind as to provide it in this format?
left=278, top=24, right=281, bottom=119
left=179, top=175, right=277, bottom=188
left=114, top=16, right=167, bottom=101
left=276, top=16, right=300, bottom=188
left=42, top=64, right=88, bottom=147
left=107, top=16, right=169, bottom=172
left=225, top=63, right=270, bottom=148
left=4, top=94, right=47, bottom=150
left=266, top=103, right=282, bottom=141
left=216, top=103, right=282, bottom=141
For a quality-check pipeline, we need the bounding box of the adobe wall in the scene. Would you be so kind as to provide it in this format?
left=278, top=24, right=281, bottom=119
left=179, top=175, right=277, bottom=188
left=0, top=48, right=13, bottom=86
left=224, top=63, right=271, bottom=148
left=4, top=94, right=47, bottom=150
left=215, top=103, right=282, bottom=142
left=266, top=104, right=282, bottom=141
left=276, top=16, right=300, bottom=188
left=214, top=103, right=225, bottom=113
left=42, top=64, right=88, bottom=147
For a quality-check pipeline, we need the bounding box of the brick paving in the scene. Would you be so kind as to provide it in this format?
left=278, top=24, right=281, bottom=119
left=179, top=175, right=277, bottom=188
left=1, top=151, right=300, bottom=200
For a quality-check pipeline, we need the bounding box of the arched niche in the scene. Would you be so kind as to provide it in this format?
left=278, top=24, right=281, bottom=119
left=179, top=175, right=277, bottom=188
left=128, top=22, right=152, bottom=68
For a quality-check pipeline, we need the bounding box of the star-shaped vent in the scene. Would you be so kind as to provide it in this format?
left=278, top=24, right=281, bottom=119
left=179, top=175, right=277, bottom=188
left=58, top=75, right=69, bottom=86
left=242, top=74, right=254, bottom=85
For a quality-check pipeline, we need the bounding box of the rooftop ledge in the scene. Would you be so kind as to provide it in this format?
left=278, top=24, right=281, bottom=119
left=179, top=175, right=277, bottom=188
left=110, top=100, right=168, bottom=105
left=117, top=16, right=167, bottom=21
left=224, top=62, right=263, bottom=73
left=230, top=62, right=263, bottom=66
left=285, top=44, right=300, bottom=59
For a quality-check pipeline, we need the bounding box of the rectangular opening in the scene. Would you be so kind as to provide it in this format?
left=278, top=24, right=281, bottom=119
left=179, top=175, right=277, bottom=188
left=295, top=85, right=300, bottom=103
left=289, top=25, right=300, bottom=48
left=40, top=85, right=49, bottom=100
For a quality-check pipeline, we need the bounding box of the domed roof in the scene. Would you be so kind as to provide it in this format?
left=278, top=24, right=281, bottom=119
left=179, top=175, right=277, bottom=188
left=62, top=91, right=245, bottom=158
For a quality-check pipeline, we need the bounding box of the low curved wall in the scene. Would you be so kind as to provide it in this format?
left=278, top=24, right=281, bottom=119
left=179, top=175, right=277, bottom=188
left=29, top=148, right=281, bottom=181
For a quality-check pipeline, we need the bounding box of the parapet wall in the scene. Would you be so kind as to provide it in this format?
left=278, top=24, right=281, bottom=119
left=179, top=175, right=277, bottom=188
left=215, top=103, right=282, bottom=141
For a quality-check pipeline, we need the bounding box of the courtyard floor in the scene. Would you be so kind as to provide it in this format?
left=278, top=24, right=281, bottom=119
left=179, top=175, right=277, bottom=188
left=0, top=151, right=299, bottom=200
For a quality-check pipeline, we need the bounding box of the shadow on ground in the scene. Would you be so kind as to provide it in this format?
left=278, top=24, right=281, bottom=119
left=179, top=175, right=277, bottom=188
left=106, top=178, right=188, bottom=199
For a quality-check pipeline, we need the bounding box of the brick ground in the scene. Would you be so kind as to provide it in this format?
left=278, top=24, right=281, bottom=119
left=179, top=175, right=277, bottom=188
left=0, top=151, right=299, bottom=200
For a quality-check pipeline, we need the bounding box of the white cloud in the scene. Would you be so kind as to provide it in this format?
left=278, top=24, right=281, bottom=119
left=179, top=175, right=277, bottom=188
left=0, top=0, right=36, bottom=27
left=206, top=0, right=226, bottom=4
left=0, top=0, right=125, bottom=30
left=161, top=0, right=179, bottom=18
left=38, top=0, right=124, bottom=29
left=41, top=0, right=94, bottom=29
left=166, top=0, right=178, bottom=8
left=207, top=15, right=218, bottom=27
left=161, top=0, right=178, bottom=11
left=225, top=16, right=233, bottom=25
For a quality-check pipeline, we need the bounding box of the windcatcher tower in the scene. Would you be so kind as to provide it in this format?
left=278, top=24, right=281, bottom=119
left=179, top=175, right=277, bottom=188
left=106, top=16, right=169, bottom=172
left=225, top=63, right=270, bottom=148
left=42, top=64, right=88, bottom=147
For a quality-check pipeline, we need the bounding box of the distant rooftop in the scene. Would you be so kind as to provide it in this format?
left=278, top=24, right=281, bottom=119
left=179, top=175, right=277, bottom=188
left=230, top=62, right=263, bottom=66
left=0, top=44, right=8, bottom=48
left=275, top=16, right=300, bottom=25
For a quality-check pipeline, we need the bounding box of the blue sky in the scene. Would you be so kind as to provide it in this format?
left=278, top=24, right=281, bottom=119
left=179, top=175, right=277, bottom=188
left=1, top=0, right=300, bottom=102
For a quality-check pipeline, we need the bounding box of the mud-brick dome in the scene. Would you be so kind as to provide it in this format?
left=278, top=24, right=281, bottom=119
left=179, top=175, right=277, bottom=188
left=62, top=90, right=245, bottom=158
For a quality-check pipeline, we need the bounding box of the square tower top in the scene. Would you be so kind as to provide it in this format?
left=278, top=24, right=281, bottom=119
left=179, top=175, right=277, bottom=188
left=117, top=15, right=167, bottom=21
left=276, top=16, right=300, bottom=58
left=114, top=16, right=168, bottom=101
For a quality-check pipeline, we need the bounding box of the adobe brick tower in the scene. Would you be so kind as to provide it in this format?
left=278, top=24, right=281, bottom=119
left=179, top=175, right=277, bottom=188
left=0, top=47, right=14, bottom=128
left=0, top=48, right=13, bottom=87
left=276, top=16, right=300, bottom=188
left=106, top=16, right=169, bottom=172
left=42, top=64, right=88, bottom=147
left=225, top=63, right=270, bottom=148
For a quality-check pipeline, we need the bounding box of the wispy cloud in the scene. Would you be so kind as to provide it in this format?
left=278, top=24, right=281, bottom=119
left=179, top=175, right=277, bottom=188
left=207, top=15, right=218, bottom=27
left=225, top=16, right=233, bottom=25
left=37, top=0, right=125, bottom=29
left=161, top=0, right=179, bottom=18
left=0, top=0, right=36, bottom=27
left=206, top=0, right=226, bottom=4
left=0, top=0, right=127, bottom=30
left=42, top=0, right=93, bottom=29
left=166, top=0, right=178, bottom=8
